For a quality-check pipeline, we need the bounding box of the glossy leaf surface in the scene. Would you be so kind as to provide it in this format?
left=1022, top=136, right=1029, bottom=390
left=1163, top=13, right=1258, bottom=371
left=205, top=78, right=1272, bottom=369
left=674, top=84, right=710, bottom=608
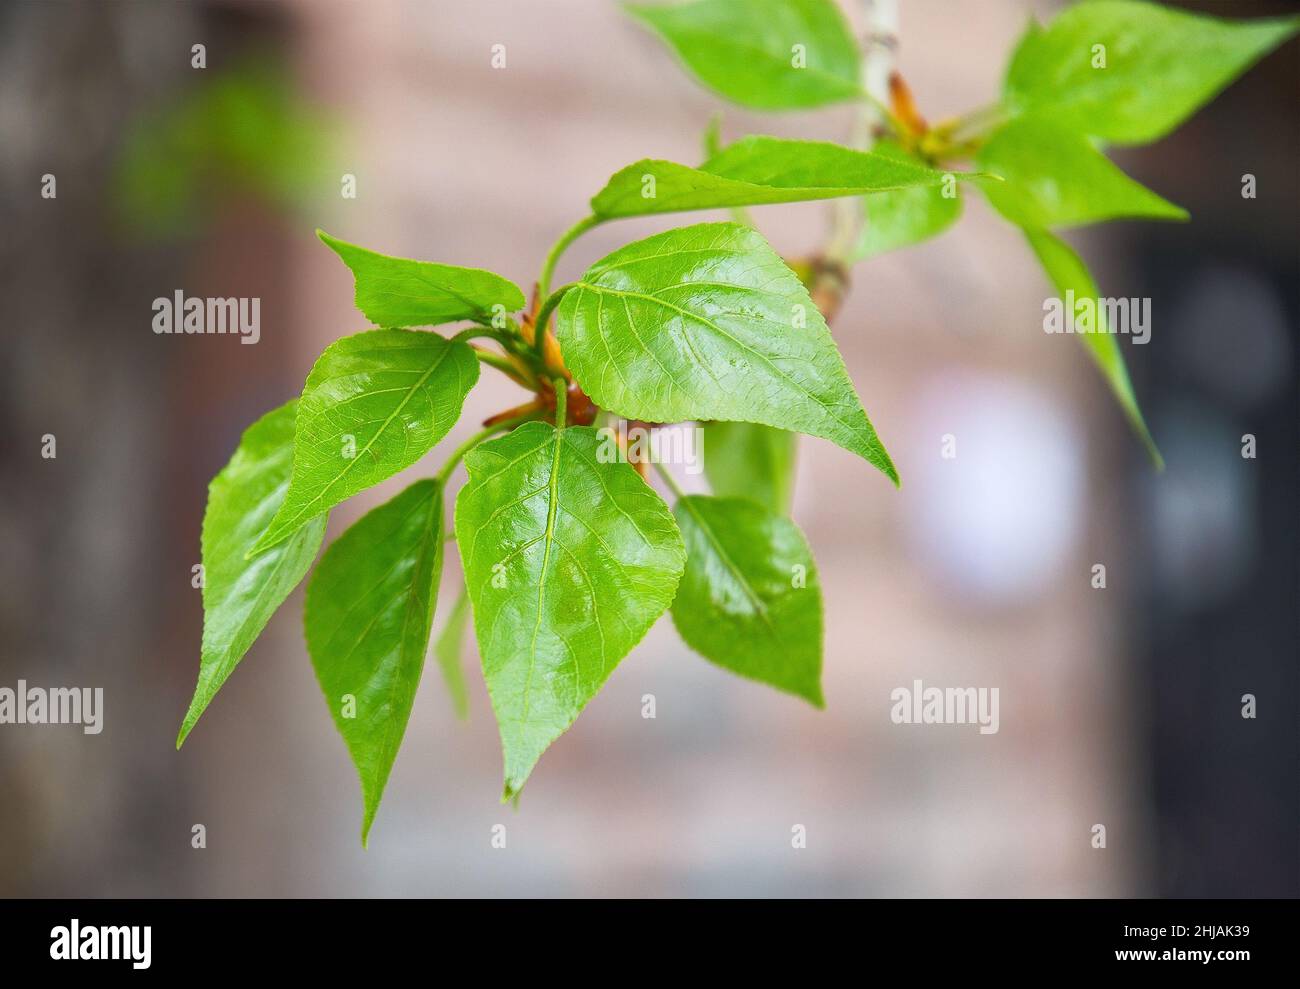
left=556, top=222, right=897, bottom=484
left=319, top=230, right=525, bottom=327
left=854, top=141, right=963, bottom=259
left=978, top=118, right=1186, bottom=229
left=592, top=136, right=955, bottom=220
left=627, top=0, right=862, bottom=109
left=178, top=401, right=326, bottom=746
left=671, top=495, right=823, bottom=705
left=255, top=329, right=478, bottom=552
left=455, top=422, right=686, bottom=798
left=1004, top=1, right=1299, bottom=144
left=304, top=479, right=444, bottom=844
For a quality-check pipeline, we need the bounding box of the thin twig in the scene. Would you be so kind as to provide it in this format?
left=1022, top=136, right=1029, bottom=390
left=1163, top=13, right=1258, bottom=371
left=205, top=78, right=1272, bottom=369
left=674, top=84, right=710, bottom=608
left=827, top=0, right=899, bottom=265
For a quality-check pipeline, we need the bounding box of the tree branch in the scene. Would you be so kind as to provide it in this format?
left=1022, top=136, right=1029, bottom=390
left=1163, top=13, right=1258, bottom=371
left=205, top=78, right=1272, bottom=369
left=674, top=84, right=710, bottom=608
left=827, top=0, right=899, bottom=266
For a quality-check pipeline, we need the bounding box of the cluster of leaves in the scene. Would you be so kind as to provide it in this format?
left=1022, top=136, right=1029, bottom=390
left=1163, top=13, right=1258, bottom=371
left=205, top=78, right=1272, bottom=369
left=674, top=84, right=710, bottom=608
left=633, top=0, right=1296, bottom=466
left=178, top=0, right=1296, bottom=840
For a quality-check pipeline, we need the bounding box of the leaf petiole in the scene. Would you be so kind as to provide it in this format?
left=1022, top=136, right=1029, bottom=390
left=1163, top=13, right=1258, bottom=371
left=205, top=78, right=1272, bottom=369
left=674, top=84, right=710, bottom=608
left=933, top=101, right=1008, bottom=147
left=471, top=345, right=537, bottom=388
left=651, top=458, right=686, bottom=501
left=434, top=414, right=539, bottom=486
left=538, top=214, right=600, bottom=300
left=551, top=377, right=567, bottom=428
left=452, top=325, right=519, bottom=348
left=531, top=284, right=576, bottom=368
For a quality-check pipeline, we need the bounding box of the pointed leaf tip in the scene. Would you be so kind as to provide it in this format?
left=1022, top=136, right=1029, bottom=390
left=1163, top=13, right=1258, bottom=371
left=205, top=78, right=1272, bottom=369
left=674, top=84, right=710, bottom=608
left=304, top=478, right=446, bottom=850
left=456, top=423, right=685, bottom=799
left=182, top=401, right=327, bottom=754
left=555, top=222, right=898, bottom=483
left=257, top=329, right=478, bottom=550
left=670, top=495, right=825, bottom=707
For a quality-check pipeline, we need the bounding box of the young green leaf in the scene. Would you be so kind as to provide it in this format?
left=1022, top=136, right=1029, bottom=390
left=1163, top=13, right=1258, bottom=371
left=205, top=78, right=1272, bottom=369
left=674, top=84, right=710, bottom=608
left=455, top=422, right=686, bottom=799
left=1004, top=0, right=1300, bottom=144
left=178, top=401, right=327, bottom=747
left=1023, top=227, right=1162, bottom=468
left=253, top=329, right=478, bottom=553
left=699, top=116, right=760, bottom=228
left=433, top=583, right=472, bottom=720
left=704, top=421, right=797, bottom=516
left=304, top=479, right=444, bottom=845
left=318, top=230, right=525, bottom=327
left=854, top=141, right=963, bottom=259
left=702, top=113, right=724, bottom=159
left=555, top=222, right=898, bottom=484
left=1004, top=15, right=1044, bottom=73
left=671, top=495, right=823, bottom=706
left=977, top=118, right=1186, bottom=229
left=591, top=136, right=956, bottom=220
left=626, top=0, right=861, bottom=110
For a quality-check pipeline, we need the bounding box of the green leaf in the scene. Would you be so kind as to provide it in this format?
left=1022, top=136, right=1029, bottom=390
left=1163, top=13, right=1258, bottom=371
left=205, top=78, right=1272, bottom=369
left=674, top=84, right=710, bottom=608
left=304, top=479, right=444, bottom=845
left=704, top=421, right=796, bottom=515
left=626, top=0, right=862, bottom=110
left=455, top=422, right=686, bottom=798
left=178, top=401, right=326, bottom=747
left=592, top=136, right=957, bottom=220
left=702, top=113, right=724, bottom=159
left=854, top=140, right=963, bottom=259
left=977, top=117, right=1186, bottom=229
left=1005, top=15, right=1044, bottom=72
left=1023, top=227, right=1162, bottom=468
left=318, top=230, right=525, bottom=327
left=433, top=583, right=472, bottom=720
left=1004, top=0, right=1300, bottom=145
left=671, top=495, right=822, bottom=705
left=253, top=329, right=478, bottom=553
left=555, top=222, right=898, bottom=484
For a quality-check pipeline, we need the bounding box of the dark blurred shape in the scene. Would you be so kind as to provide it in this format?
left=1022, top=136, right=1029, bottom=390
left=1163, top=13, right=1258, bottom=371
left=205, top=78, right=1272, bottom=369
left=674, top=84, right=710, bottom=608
left=1123, top=0, right=1299, bottom=896
left=113, top=58, right=334, bottom=238
left=1170, top=265, right=1291, bottom=410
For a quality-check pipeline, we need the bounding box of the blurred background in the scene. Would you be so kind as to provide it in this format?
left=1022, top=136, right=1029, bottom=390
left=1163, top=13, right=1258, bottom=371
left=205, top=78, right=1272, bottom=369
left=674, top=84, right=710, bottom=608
left=1, top=0, right=1295, bottom=897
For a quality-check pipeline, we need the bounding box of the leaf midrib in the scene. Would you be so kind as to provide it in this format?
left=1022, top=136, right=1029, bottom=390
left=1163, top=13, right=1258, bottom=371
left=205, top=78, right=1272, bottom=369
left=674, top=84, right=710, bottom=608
left=375, top=484, right=441, bottom=818
left=519, top=422, right=566, bottom=734
left=270, top=342, right=455, bottom=540
left=574, top=280, right=866, bottom=445
left=678, top=497, right=775, bottom=633
left=600, top=166, right=941, bottom=215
